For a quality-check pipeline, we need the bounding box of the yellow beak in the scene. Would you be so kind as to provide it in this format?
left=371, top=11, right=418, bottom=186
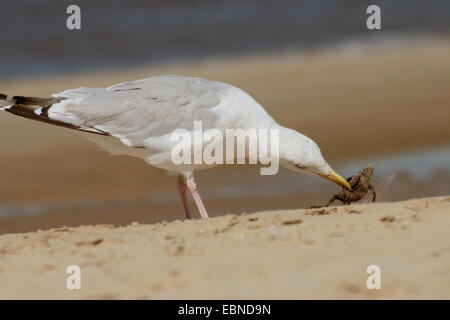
left=316, top=169, right=352, bottom=191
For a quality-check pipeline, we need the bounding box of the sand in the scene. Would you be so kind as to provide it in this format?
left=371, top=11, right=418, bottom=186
left=0, top=196, right=449, bottom=299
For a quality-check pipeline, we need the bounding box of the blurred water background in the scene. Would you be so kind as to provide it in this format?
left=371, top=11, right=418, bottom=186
left=1, top=0, right=450, bottom=79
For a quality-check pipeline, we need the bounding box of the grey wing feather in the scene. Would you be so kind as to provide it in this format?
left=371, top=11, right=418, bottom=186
left=48, top=75, right=224, bottom=147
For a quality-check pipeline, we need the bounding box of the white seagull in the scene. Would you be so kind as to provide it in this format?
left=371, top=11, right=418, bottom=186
left=0, top=75, right=351, bottom=219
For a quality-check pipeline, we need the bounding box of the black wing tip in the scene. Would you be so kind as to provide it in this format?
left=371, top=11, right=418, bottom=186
left=10, top=95, right=54, bottom=106
left=3, top=94, right=109, bottom=136
left=5, top=103, right=109, bottom=136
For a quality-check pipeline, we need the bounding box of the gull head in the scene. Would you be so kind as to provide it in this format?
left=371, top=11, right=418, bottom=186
left=278, top=127, right=351, bottom=191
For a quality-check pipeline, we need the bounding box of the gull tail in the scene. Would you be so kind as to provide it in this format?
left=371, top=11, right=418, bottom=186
left=0, top=93, right=103, bottom=133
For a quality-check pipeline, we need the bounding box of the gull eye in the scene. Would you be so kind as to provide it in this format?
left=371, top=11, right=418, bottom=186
left=296, top=164, right=308, bottom=170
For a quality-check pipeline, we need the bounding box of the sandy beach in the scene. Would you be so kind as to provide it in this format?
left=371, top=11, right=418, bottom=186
left=0, top=196, right=449, bottom=299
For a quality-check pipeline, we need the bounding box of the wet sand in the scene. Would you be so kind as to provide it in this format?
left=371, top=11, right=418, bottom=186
left=0, top=196, right=449, bottom=299
left=0, top=37, right=450, bottom=233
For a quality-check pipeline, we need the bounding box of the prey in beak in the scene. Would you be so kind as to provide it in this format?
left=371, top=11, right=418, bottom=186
left=316, top=170, right=352, bottom=191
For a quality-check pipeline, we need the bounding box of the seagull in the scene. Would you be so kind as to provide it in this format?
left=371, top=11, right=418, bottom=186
left=0, top=75, right=351, bottom=219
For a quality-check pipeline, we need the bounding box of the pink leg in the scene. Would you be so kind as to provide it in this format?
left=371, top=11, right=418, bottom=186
left=186, top=176, right=209, bottom=219
left=176, top=175, right=191, bottom=220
